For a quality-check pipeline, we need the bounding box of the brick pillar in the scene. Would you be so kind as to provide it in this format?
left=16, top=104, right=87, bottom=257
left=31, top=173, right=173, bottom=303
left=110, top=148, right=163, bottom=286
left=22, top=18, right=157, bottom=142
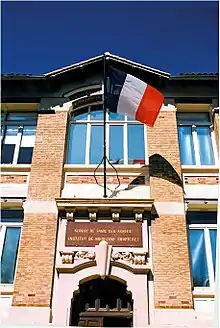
left=10, top=109, right=68, bottom=324
left=147, top=106, right=193, bottom=310
left=214, top=112, right=219, bottom=150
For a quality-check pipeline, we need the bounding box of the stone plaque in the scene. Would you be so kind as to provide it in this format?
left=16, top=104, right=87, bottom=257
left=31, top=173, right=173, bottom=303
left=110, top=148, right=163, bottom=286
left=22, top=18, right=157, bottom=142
left=65, top=222, right=143, bottom=247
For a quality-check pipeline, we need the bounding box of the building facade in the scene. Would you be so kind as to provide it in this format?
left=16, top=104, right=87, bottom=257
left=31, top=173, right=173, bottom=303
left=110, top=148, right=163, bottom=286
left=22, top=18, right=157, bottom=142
left=0, top=54, right=219, bottom=327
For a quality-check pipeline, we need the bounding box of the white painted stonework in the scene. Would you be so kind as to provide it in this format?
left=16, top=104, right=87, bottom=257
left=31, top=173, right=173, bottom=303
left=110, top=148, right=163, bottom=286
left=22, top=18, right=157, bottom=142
left=62, top=183, right=150, bottom=199
left=184, top=184, right=219, bottom=199
left=1, top=183, right=28, bottom=198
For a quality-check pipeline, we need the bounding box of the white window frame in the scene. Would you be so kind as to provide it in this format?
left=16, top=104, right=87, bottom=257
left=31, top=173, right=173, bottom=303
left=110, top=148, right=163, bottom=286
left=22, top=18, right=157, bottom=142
left=0, top=218, right=23, bottom=285
left=188, top=223, right=217, bottom=293
left=68, top=104, right=148, bottom=166
left=177, top=112, right=218, bottom=167
left=1, top=113, right=37, bottom=165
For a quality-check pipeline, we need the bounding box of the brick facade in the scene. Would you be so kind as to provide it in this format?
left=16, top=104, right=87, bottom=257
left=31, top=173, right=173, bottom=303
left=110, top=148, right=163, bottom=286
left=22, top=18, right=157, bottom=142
left=148, top=110, right=193, bottom=308
left=1, top=175, right=28, bottom=184
left=12, top=111, right=68, bottom=308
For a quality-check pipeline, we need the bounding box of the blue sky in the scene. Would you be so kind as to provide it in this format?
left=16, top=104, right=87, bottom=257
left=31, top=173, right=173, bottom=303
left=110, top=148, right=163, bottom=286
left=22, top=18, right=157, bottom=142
left=2, top=1, right=219, bottom=75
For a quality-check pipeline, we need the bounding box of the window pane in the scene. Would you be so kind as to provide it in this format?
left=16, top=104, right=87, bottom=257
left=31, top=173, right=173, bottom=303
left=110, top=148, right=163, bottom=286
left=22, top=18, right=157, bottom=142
left=17, top=126, right=36, bottom=164
left=67, top=124, right=87, bottom=164
left=178, top=113, right=210, bottom=124
left=178, top=126, right=195, bottom=165
left=72, top=109, right=89, bottom=121
left=7, top=113, right=37, bottom=121
left=1, top=227, right=21, bottom=284
left=90, top=126, right=103, bottom=164
left=188, top=230, right=209, bottom=287
left=109, top=112, right=125, bottom=120
left=209, top=229, right=217, bottom=277
left=1, top=210, right=24, bottom=223
left=109, top=126, right=123, bottom=164
left=128, top=125, right=145, bottom=164
left=1, top=126, right=18, bottom=164
left=197, top=127, right=215, bottom=165
left=90, top=107, right=104, bottom=120
left=187, top=211, right=217, bottom=225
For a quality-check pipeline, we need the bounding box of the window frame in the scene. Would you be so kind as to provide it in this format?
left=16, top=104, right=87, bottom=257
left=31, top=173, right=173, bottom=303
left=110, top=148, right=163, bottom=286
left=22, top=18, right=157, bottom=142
left=188, top=215, right=217, bottom=294
left=177, top=111, right=218, bottom=167
left=67, top=103, right=148, bottom=166
left=0, top=215, right=23, bottom=285
left=1, top=112, right=37, bottom=165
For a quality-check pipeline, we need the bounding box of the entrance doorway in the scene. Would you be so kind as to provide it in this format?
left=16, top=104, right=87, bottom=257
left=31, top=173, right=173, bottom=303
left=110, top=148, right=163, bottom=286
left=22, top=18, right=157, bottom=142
left=69, top=278, right=133, bottom=327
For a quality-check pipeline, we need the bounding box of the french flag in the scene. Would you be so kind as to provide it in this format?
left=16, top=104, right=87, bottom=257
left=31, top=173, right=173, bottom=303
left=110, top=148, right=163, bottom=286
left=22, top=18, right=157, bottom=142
left=106, top=66, right=164, bottom=127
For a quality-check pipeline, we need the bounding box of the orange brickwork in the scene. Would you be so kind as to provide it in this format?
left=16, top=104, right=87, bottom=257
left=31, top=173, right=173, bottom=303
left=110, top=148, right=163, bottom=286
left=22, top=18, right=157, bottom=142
left=147, top=110, right=193, bottom=308
left=12, top=111, right=68, bottom=307
left=1, top=175, right=28, bottom=184
left=214, top=113, right=219, bottom=150
left=66, top=175, right=145, bottom=185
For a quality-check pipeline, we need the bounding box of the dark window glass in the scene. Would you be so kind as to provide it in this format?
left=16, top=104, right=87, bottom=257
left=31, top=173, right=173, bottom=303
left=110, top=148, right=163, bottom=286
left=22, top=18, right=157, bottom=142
left=1, top=144, right=15, bottom=164
left=1, top=210, right=24, bottom=223
left=1, top=227, right=21, bottom=283
left=188, top=229, right=209, bottom=287
left=187, top=212, right=217, bottom=225
left=17, top=147, right=33, bottom=164
left=209, top=229, right=217, bottom=277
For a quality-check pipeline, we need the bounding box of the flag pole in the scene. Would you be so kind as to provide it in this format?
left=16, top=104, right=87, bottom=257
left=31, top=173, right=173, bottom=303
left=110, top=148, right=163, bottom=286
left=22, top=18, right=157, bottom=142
left=103, top=53, right=108, bottom=198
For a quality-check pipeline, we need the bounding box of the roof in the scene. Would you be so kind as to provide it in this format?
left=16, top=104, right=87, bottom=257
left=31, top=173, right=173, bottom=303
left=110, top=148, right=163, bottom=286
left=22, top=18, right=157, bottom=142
left=44, top=52, right=170, bottom=79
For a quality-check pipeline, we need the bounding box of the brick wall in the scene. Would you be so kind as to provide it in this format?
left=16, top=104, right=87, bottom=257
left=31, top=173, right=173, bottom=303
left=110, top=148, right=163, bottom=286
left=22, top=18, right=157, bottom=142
left=1, top=175, right=28, bottom=184
left=12, top=111, right=68, bottom=308
left=147, top=110, right=193, bottom=308
left=214, top=113, right=219, bottom=150
left=66, top=175, right=146, bottom=185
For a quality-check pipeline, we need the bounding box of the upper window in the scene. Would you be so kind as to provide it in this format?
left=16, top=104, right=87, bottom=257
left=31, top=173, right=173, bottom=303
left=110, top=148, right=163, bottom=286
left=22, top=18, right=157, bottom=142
left=177, top=113, right=216, bottom=166
left=187, top=211, right=217, bottom=290
left=1, top=113, right=37, bottom=164
left=0, top=210, right=23, bottom=284
left=67, top=106, right=146, bottom=165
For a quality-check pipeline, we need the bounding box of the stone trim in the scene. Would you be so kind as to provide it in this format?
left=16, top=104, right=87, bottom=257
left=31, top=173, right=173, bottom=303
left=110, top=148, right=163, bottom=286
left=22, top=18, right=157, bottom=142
left=154, top=202, right=185, bottom=215
left=23, top=200, right=58, bottom=214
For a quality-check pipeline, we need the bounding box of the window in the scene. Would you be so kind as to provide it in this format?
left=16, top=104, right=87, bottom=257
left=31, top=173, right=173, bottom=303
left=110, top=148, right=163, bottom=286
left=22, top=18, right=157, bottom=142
left=67, top=106, right=146, bottom=165
left=187, top=211, right=217, bottom=289
left=177, top=113, right=216, bottom=166
left=0, top=210, right=23, bottom=284
left=1, top=113, right=37, bottom=164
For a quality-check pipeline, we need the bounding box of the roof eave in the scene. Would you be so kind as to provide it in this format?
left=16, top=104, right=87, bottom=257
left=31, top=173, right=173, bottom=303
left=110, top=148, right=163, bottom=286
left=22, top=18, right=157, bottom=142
left=44, top=53, right=171, bottom=79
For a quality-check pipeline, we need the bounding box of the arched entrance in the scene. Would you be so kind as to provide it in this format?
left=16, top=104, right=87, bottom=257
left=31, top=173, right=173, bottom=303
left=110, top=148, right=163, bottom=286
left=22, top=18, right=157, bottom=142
left=69, top=277, right=133, bottom=327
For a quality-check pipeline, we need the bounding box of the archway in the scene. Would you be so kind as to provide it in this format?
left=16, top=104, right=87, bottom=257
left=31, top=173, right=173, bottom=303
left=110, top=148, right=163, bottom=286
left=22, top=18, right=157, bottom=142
left=69, top=277, right=133, bottom=327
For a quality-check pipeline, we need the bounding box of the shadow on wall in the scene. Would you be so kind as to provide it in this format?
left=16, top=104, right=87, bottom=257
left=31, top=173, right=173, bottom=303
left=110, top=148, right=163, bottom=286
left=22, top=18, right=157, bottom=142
left=149, top=153, right=184, bottom=189
left=108, top=154, right=184, bottom=198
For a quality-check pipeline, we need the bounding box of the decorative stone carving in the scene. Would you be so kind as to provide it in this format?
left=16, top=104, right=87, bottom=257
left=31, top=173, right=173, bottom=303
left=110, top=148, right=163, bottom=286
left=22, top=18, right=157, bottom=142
left=75, top=251, right=96, bottom=261
left=111, top=252, right=146, bottom=265
left=61, top=254, right=73, bottom=264
left=61, top=251, right=95, bottom=264
left=134, top=209, right=143, bottom=222
left=66, top=211, right=74, bottom=221
left=88, top=208, right=98, bottom=222
left=111, top=212, right=120, bottom=222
